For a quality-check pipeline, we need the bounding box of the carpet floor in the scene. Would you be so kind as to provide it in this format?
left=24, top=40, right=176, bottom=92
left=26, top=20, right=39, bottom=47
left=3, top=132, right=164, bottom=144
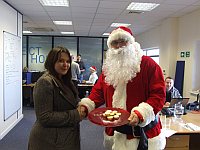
left=0, top=106, right=105, bottom=150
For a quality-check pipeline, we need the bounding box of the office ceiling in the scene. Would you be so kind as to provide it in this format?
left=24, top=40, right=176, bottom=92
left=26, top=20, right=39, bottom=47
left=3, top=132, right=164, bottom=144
left=4, top=0, right=200, bottom=37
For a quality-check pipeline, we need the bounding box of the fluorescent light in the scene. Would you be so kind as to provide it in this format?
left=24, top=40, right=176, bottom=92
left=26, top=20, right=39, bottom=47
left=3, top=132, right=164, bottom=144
left=53, top=21, right=72, bottom=25
left=127, top=2, right=160, bottom=11
left=111, top=23, right=131, bottom=27
left=103, top=33, right=110, bottom=36
left=39, top=0, right=69, bottom=7
left=23, top=31, right=32, bottom=34
left=61, top=32, right=74, bottom=34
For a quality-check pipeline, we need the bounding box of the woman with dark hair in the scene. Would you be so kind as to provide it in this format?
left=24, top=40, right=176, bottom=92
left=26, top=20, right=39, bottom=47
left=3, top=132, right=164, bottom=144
left=28, top=46, right=86, bottom=150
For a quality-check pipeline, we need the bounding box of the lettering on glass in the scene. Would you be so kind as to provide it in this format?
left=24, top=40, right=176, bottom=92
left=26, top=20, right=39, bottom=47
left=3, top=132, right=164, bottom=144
left=29, top=47, right=46, bottom=63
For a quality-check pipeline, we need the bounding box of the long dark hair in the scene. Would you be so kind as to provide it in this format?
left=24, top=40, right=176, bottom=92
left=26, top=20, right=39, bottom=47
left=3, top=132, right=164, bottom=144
left=44, top=46, right=72, bottom=84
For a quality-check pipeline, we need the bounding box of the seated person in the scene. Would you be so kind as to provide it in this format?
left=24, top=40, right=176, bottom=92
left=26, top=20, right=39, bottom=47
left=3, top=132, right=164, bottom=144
left=83, top=66, right=98, bottom=84
left=23, top=66, right=29, bottom=72
left=165, top=76, right=182, bottom=106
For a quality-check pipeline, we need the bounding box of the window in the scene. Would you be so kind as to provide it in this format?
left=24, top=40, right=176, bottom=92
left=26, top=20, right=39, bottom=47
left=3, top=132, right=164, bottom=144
left=143, top=47, right=159, bottom=64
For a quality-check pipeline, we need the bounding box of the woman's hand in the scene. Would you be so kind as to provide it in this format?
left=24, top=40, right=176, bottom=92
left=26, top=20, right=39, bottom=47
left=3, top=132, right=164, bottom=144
left=128, top=112, right=139, bottom=126
left=77, top=105, right=87, bottom=120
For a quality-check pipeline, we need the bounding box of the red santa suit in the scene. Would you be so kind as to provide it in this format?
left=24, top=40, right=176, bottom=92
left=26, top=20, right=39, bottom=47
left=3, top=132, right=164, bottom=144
left=80, top=26, right=166, bottom=150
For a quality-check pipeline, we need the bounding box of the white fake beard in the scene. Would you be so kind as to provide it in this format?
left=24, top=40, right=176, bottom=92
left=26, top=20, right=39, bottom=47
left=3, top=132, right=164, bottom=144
left=103, top=43, right=143, bottom=87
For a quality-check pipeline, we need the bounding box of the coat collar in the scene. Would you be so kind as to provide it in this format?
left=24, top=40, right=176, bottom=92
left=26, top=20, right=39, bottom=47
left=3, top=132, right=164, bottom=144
left=50, top=74, right=78, bottom=108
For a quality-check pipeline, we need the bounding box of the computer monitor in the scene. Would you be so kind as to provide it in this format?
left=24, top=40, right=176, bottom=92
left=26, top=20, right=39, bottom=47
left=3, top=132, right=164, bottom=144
left=169, top=98, right=190, bottom=108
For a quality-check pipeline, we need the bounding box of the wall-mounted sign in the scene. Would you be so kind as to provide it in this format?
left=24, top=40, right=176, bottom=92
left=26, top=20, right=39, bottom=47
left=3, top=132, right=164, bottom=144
left=180, top=51, right=185, bottom=57
left=180, top=51, right=190, bottom=58
left=186, top=51, right=190, bottom=57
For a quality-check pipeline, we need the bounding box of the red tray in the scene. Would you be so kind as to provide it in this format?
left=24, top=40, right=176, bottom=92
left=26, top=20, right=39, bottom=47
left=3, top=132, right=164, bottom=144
left=88, top=107, right=130, bottom=127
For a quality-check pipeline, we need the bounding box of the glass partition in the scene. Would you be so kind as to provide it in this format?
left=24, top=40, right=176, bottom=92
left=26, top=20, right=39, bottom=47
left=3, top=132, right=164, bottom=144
left=23, top=35, right=104, bottom=80
left=28, top=36, right=52, bottom=71
left=22, top=36, right=27, bottom=69
left=79, top=37, right=103, bottom=79
left=103, top=38, right=108, bottom=63
left=54, top=37, right=77, bottom=57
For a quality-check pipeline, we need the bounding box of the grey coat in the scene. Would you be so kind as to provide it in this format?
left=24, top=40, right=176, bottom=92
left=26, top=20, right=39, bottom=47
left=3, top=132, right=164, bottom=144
left=28, top=73, right=81, bottom=150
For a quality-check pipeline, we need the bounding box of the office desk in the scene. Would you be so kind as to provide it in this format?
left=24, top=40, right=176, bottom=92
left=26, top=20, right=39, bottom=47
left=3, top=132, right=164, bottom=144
left=22, top=83, right=35, bottom=106
left=161, top=112, right=200, bottom=150
left=23, top=83, right=94, bottom=105
left=23, top=83, right=35, bottom=88
left=77, top=83, right=94, bottom=98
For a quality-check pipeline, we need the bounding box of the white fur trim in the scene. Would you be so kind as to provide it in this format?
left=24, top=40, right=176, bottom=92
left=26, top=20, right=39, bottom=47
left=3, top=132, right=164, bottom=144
left=107, top=28, right=135, bottom=49
left=112, top=82, right=127, bottom=109
left=90, top=66, right=96, bottom=71
left=104, top=131, right=166, bottom=150
left=131, top=102, right=155, bottom=127
left=150, top=130, right=166, bottom=150
left=79, top=98, right=95, bottom=113
left=103, top=131, right=114, bottom=150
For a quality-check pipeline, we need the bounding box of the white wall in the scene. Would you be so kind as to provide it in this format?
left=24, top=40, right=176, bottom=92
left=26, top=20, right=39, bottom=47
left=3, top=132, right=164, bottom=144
left=178, top=9, right=200, bottom=99
left=0, top=1, right=23, bottom=140
left=136, top=10, right=200, bottom=101
left=193, top=41, right=200, bottom=91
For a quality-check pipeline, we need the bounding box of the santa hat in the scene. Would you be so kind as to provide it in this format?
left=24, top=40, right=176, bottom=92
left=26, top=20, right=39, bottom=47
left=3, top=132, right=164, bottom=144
left=90, top=66, right=97, bottom=71
left=107, top=26, right=135, bottom=48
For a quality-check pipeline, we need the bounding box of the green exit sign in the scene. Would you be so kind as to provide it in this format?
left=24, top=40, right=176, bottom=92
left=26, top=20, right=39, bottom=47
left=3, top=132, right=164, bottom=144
left=186, top=51, right=190, bottom=57
left=180, top=52, right=185, bottom=57
left=180, top=51, right=190, bottom=58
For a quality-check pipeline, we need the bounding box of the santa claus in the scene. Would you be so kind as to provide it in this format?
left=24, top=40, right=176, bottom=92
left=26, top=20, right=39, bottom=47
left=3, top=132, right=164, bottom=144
left=79, top=26, right=166, bottom=150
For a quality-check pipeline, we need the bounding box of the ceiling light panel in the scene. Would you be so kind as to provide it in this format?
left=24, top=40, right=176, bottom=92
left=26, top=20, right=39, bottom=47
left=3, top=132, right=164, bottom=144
left=53, top=21, right=72, bottom=25
left=23, top=31, right=32, bottom=34
left=61, top=32, right=74, bottom=34
left=111, top=23, right=131, bottom=27
left=127, top=2, right=160, bottom=11
left=39, top=0, right=69, bottom=7
left=103, top=33, right=110, bottom=36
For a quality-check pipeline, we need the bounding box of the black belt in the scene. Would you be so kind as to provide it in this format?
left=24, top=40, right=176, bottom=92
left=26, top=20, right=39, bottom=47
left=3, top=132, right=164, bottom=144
left=137, top=115, right=159, bottom=150
left=114, top=115, right=159, bottom=150
left=115, top=125, right=140, bottom=137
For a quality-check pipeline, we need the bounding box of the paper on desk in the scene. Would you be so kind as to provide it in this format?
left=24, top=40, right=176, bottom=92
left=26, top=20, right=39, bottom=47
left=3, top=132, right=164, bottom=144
left=181, top=123, right=200, bottom=131
left=161, top=128, right=177, bottom=138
